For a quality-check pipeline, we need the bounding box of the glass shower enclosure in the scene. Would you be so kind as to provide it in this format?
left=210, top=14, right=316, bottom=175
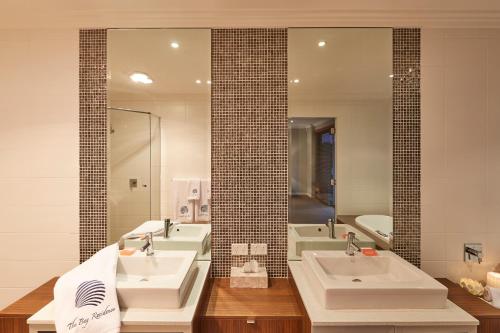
left=108, top=108, right=161, bottom=243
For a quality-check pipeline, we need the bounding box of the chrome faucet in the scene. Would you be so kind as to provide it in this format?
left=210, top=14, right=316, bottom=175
left=140, top=232, right=154, bottom=256
left=326, top=218, right=336, bottom=239
left=164, top=218, right=172, bottom=238
left=464, top=243, right=483, bottom=264
left=346, top=232, right=361, bottom=256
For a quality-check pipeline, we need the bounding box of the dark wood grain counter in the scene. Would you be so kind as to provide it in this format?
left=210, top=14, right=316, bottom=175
left=0, top=277, right=57, bottom=333
left=337, top=215, right=391, bottom=250
left=438, top=278, right=500, bottom=333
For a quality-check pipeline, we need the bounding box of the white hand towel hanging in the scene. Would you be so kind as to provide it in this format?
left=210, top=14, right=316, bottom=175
left=172, top=179, right=194, bottom=223
left=54, top=243, right=120, bottom=333
left=187, top=179, right=201, bottom=201
left=195, top=179, right=211, bottom=222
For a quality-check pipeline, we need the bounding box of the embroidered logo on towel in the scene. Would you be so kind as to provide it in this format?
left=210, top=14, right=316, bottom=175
left=75, top=280, right=106, bottom=308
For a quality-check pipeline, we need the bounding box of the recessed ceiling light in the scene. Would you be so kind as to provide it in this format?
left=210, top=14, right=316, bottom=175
left=206, top=80, right=212, bottom=84
left=170, top=42, right=180, bottom=49
left=293, top=79, right=300, bottom=84
left=290, top=120, right=294, bottom=123
left=195, top=79, right=202, bottom=84
left=389, top=74, right=394, bottom=78
left=130, top=72, right=153, bottom=84
left=318, top=41, right=327, bottom=47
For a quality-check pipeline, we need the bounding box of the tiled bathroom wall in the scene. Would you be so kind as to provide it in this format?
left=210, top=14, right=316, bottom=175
left=211, top=29, right=288, bottom=277
left=79, top=29, right=108, bottom=262
left=0, top=29, right=79, bottom=308
left=392, top=28, right=421, bottom=267
left=421, top=29, right=500, bottom=282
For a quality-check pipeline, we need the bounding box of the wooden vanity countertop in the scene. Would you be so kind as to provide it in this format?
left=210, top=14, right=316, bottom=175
left=438, top=278, right=500, bottom=333
left=0, top=277, right=57, bottom=333
left=199, top=278, right=303, bottom=318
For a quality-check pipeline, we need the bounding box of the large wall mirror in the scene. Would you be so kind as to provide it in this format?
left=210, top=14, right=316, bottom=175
left=288, top=28, right=393, bottom=260
left=107, top=29, right=212, bottom=260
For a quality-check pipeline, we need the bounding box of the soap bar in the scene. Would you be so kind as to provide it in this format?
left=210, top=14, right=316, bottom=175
left=120, top=248, right=136, bottom=256
left=361, top=248, right=378, bottom=256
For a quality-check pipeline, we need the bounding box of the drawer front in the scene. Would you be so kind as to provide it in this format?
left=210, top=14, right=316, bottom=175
left=200, top=318, right=303, bottom=333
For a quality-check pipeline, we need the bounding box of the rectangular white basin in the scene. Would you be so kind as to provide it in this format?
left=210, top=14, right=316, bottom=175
left=302, top=250, right=448, bottom=310
left=289, top=224, right=376, bottom=256
left=116, top=250, right=197, bottom=309
left=124, top=224, right=211, bottom=254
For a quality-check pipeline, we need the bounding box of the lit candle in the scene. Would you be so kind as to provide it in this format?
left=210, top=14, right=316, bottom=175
left=487, top=272, right=500, bottom=288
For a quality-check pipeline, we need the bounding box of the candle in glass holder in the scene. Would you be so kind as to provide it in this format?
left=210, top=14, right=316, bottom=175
left=487, top=272, right=500, bottom=288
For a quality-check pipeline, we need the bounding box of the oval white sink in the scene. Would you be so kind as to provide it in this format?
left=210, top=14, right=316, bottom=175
left=116, top=250, right=197, bottom=309
left=302, top=250, right=448, bottom=310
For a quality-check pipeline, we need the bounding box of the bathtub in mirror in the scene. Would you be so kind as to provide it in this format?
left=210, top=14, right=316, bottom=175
left=288, top=28, right=393, bottom=259
left=107, top=29, right=211, bottom=259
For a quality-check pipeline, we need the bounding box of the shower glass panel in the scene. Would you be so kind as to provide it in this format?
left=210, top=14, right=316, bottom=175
left=108, top=108, right=161, bottom=244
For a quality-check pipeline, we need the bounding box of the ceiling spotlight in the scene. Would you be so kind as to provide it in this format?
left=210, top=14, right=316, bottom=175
left=293, top=79, right=300, bottom=84
left=290, top=120, right=294, bottom=123
left=130, top=72, right=153, bottom=84
left=389, top=74, right=394, bottom=78
left=195, top=79, right=202, bottom=84
left=206, top=80, right=212, bottom=84
left=170, top=42, right=180, bottom=49
left=318, top=41, right=327, bottom=47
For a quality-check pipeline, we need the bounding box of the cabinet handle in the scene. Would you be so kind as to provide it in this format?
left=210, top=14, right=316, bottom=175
left=246, top=319, right=255, bottom=324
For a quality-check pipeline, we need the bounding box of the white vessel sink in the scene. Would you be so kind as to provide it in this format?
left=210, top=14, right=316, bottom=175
left=124, top=224, right=211, bottom=254
left=116, top=250, right=197, bottom=309
left=289, top=224, right=376, bottom=256
left=302, top=250, right=448, bottom=310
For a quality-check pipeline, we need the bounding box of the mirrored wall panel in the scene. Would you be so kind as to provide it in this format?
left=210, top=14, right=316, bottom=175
left=107, top=29, right=211, bottom=259
left=288, top=28, right=393, bottom=260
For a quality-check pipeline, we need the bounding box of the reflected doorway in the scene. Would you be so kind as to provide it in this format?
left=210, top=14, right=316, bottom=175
left=288, top=118, right=335, bottom=224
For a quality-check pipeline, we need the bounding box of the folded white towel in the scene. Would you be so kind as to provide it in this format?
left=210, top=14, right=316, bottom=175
left=187, top=179, right=201, bottom=201
left=172, top=179, right=194, bottom=223
left=195, top=179, right=211, bottom=222
left=54, top=243, right=120, bottom=333
left=123, top=220, right=164, bottom=239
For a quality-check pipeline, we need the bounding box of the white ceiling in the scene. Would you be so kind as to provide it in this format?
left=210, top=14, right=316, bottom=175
left=108, top=29, right=211, bottom=99
left=288, top=28, right=392, bottom=102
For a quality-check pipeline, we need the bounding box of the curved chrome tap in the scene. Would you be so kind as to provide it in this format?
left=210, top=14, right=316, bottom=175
left=346, top=232, right=361, bottom=256
left=140, top=232, right=154, bottom=256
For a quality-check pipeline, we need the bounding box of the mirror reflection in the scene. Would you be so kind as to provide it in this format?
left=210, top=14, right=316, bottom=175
left=107, top=29, right=211, bottom=259
left=288, top=28, right=393, bottom=260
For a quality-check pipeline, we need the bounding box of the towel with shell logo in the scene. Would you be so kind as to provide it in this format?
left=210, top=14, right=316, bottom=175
left=54, top=243, right=120, bottom=333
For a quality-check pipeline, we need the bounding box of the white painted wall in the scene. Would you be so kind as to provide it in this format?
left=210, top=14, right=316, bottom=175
left=110, top=96, right=211, bottom=220
left=421, top=29, right=500, bottom=282
left=0, top=29, right=79, bottom=308
left=289, top=100, right=393, bottom=216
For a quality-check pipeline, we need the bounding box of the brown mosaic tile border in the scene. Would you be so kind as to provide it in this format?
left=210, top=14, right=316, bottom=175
left=392, top=28, right=421, bottom=267
left=211, top=29, right=288, bottom=278
left=79, top=29, right=108, bottom=262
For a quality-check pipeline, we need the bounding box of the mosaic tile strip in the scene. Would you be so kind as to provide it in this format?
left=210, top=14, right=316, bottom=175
left=79, top=29, right=108, bottom=263
left=392, top=28, right=421, bottom=267
left=211, top=29, right=288, bottom=278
